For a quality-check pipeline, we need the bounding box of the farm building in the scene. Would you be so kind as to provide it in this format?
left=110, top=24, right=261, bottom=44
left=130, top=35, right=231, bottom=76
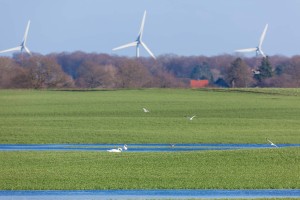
left=190, top=80, right=209, bottom=88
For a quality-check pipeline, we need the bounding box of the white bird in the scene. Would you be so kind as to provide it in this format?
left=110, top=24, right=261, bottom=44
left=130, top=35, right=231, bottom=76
left=170, top=144, right=175, bottom=148
left=252, top=69, right=261, bottom=75
left=112, top=10, right=156, bottom=59
left=0, top=20, right=32, bottom=55
left=107, top=147, right=123, bottom=153
left=123, top=144, right=128, bottom=151
left=188, top=115, right=196, bottom=121
left=235, top=24, right=268, bottom=58
left=143, top=108, right=150, bottom=113
left=266, top=138, right=278, bottom=148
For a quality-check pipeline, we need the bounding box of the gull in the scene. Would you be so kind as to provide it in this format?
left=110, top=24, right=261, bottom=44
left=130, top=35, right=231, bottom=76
left=170, top=144, right=175, bottom=148
left=143, top=108, right=150, bottom=113
left=266, top=138, right=278, bottom=148
left=107, top=147, right=123, bottom=153
left=187, top=115, right=196, bottom=121
left=123, top=144, right=128, bottom=151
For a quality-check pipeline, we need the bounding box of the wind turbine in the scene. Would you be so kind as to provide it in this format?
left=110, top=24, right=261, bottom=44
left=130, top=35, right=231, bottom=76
left=0, top=20, right=32, bottom=56
left=235, top=24, right=268, bottom=58
left=112, top=11, right=156, bottom=59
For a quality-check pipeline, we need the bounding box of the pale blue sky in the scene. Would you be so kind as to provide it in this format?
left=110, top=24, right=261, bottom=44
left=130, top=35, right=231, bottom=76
left=0, top=0, right=299, bottom=57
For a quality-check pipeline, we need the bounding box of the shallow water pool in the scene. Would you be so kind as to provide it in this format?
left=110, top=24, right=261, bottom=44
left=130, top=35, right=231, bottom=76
left=0, top=189, right=300, bottom=199
left=0, top=143, right=299, bottom=152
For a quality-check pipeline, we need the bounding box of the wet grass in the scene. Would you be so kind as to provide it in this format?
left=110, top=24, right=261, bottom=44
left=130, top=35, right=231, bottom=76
left=1, top=88, right=300, bottom=144
left=0, top=147, right=299, bottom=190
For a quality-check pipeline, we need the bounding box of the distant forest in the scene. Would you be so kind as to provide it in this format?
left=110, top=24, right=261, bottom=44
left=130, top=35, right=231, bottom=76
left=1, top=52, right=300, bottom=89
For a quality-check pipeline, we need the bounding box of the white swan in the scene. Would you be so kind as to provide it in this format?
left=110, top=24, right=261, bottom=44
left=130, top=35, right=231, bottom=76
left=123, top=144, right=128, bottom=151
left=107, top=147, right=123, bottom=152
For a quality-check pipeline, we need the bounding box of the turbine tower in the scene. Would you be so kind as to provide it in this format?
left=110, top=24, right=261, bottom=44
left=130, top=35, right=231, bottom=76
left=0, top=20, right=32, bottom=55
left=235, top=24, right=268, bottom=58
left=113, top=11, right=156, bottom=59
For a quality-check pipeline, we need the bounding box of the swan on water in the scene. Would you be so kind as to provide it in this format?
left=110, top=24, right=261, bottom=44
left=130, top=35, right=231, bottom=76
left=107, top=147, right=123, bottom=152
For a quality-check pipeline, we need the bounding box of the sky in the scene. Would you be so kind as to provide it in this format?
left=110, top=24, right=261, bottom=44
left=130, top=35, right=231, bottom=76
left=0, top=0, right=299, bottom=58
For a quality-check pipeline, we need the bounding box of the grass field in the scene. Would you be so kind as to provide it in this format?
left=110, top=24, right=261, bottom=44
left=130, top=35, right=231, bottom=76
left=0, top=88, right=300, bottom=190
left=0, top=147, right=299, bottom=190
left=0, top=88, right=300, bottom=144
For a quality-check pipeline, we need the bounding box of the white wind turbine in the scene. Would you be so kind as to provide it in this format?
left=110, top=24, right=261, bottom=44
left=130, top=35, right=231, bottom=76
left=112, top=11, right=156, bottom=59
left=0, top=20, right=32, bottom=56
left=235, top=24, right=268, bottom=58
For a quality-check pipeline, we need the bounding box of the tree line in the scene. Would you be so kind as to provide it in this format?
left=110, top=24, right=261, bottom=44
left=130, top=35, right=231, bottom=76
left=1, top=52, right=300, bottom=89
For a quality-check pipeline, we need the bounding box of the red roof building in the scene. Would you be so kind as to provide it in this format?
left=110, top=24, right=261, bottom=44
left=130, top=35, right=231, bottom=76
left=190, top=80, right=209, bottom=88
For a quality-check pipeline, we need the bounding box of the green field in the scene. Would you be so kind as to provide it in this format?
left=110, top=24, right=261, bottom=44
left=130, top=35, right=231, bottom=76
left=0, top=88, right=300, bottom=190
left=0, top=148, right=299, bottom=190
left=0, top=88, right=300, bottom=144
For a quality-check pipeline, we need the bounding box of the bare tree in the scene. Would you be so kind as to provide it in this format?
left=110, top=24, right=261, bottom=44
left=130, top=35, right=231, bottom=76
left=226, top=58, right=253, bottom=87
left=76, top=61, right=116, bottom=88
left=24, top=56, right=74, bottom=89
left=116, top=59, right=152, bottom=88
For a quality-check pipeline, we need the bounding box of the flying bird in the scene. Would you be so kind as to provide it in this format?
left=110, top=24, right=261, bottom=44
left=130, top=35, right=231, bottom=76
left=187, top=115, right=196, bottom=121
left=107, top=147, right=123, bottom=153
left=235, top=24, right=268, bottom=58
left=0, top=20, right=32, bottom=55
left=266, top=138, right=278, bottom=148
left=143, top=108, right=150, bottom=113
left=112, top=10, right=156, bottom=59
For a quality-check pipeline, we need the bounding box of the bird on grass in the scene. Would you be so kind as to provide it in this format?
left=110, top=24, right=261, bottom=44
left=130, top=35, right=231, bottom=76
left=266, top=138, right=278, bottom=148
left=143, top=108, right=150, bottom=113
left=187, top=115, right=196, bottom=121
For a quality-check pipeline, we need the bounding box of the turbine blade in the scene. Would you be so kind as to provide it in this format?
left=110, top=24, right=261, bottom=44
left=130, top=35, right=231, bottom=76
left=141, top=42, right=156, bottom=59
left=0, top=46, right=22, bottom=54
left=259, top=49, right=266, bottom=58
left=235, top=48, right=257, bottom=53
left=24, top=46, right=31, bottom=55
left=23, top=20, right=31, bottom=45
left=138, top=10, right=147, bottom=40
left=259, top=24, right=268, bottom=48
left=112, top=41, right=137, bottom=51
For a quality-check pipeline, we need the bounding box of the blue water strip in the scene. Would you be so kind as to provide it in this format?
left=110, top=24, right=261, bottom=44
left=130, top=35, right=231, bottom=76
left=0, top=189, right=300, bottom=198
left=0, top=143, right=299, bottom=152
